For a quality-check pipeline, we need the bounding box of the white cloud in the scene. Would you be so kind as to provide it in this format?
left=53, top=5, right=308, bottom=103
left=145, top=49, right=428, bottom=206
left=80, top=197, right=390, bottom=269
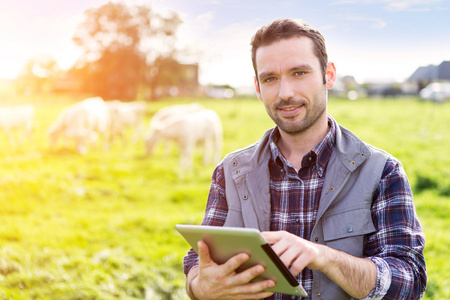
left=330, top=0, right=444, bottom=11
left=197, top=22, right=258, bottom=86
left=346, top=16, right=387, bottom=29
left=194, top=11, right=215, bottom=30
left=383, top=0, right=442, bottom=11
left=165, top=5, right=258, bottom=87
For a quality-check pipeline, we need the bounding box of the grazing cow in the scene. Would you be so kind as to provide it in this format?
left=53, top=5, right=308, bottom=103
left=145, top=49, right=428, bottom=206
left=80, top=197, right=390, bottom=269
left=106, top=100, right=147, bottom=147
left=47, top=97, right=111, bottom=154
left=150, top=103, right=205, bottom=124
left=145, top=103, right=206, bottom=156
left=145, top=105, right=223, bottom=169
left=0, top=104, right=34, bottom=145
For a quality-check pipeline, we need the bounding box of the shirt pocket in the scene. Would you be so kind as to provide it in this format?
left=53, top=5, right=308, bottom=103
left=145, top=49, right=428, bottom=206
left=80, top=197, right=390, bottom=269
left=322, top=208, right=376, bottom=257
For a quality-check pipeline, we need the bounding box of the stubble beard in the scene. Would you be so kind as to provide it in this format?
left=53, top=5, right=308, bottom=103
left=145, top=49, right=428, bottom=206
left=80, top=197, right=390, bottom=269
left=267, top=97, right=327, bottom=136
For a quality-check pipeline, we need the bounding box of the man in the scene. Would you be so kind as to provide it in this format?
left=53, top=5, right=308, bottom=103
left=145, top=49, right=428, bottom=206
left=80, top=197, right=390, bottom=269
left=183, top=18, right=427, bottom=300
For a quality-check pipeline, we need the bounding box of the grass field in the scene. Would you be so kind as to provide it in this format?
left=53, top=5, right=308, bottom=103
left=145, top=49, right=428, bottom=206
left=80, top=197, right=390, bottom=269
left=0, top=94, right=448, bottom=299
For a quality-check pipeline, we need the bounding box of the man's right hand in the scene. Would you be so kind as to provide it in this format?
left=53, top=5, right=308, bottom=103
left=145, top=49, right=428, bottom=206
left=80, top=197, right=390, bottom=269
left=187, top=240, right=276, bottom=300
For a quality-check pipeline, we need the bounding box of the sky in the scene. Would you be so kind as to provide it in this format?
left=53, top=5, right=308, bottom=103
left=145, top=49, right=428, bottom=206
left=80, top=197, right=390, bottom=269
left=1, top=0, right=449, bottom=88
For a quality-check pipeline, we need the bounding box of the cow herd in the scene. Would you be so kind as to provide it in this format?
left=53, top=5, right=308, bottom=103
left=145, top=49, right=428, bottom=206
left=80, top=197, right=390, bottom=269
left=0, top=98, right=223, bottom=169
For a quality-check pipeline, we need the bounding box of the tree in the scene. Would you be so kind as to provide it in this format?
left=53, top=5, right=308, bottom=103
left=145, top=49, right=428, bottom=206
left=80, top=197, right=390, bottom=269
left=147, top=55, right=197, bottom=98
left=72, top=1, right=181, bottom=100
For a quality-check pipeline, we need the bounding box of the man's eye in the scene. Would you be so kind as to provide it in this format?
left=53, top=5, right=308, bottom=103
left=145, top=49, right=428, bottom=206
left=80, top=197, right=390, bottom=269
left=264, top=77, right=276, bottom=83
left=294, top=71, right=306, bottom=76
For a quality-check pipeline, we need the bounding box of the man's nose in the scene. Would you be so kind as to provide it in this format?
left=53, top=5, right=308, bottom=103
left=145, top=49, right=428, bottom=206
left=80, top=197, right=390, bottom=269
left=278, top=78, right=295, bottom=101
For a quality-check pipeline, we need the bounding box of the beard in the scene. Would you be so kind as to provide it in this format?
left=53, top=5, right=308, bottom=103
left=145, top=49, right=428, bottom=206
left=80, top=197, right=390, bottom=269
left=265, top=96, right=327, bottom=135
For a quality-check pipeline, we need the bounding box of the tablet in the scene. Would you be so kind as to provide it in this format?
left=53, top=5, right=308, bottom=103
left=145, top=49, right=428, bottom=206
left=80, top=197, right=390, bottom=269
left=176, top=224, right=307, bottom=297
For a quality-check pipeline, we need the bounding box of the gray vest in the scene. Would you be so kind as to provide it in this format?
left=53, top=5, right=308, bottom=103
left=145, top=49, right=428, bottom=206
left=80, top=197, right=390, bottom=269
left=222, top=123, right=389, bottom=300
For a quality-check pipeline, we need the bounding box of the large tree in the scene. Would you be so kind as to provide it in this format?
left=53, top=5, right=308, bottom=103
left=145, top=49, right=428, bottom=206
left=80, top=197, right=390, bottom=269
left=72, top=1, right=181, bottom=100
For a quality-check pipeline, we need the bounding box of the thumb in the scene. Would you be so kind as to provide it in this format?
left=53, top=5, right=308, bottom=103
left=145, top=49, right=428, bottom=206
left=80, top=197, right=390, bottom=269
left=197, top=240, right=215, bottom=268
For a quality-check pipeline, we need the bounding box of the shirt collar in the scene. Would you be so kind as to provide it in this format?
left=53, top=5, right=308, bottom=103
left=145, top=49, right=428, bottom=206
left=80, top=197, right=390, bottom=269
left=268, top=115, right=336, bottom=176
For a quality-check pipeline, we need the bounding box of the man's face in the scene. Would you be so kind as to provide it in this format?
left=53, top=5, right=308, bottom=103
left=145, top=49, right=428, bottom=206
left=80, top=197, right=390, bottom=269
left=254, top=37, right=335, bottom=136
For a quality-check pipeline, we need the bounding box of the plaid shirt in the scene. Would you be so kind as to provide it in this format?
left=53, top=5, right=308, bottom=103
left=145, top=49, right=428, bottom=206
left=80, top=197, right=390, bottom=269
left=183, top=117, right=426, bottom=299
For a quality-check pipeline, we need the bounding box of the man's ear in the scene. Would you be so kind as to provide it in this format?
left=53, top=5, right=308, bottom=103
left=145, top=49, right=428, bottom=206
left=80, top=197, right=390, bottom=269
left=326, top=62, right=337, bottom=90
left=254, top=76, right=263, bottom=101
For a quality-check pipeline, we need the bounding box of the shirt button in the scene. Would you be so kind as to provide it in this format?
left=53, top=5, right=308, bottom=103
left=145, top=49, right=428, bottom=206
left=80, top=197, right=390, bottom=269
left=317, top=292, right=322, bottom=297
left=291, top=296, right=296, bottom=299
left=314, top=237, right=319, bottom=242
left=347, top=226, right=353, bottom=233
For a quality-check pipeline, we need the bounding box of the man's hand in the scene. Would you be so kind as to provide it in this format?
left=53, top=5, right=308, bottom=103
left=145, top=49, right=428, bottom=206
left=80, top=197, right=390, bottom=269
left=262, top=231, right=327, bottom=276
left=187, top=240, right=276, bottom=300
left=262, top=231, right=377, bottom=299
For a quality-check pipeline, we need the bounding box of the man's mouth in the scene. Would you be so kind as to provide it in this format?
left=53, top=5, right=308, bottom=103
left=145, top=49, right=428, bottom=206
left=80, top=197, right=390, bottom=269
left=280, top=106, right=299, bottom=111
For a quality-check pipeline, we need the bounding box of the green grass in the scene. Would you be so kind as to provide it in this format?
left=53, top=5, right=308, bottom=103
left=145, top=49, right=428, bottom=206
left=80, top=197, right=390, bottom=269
left=0, top=94, right=448, bottom=299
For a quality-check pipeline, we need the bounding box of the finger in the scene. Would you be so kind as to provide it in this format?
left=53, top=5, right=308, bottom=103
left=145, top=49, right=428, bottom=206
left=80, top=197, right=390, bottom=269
left=229, top=263, right=266, bottom=285
left=219, top=251, right=251, bottom=276
left=262, top=231, right=291, bottom=256
left=290, top=243, right=321, bottom=274
left=289, top=256, right=308, bottom=277
left=227, top=277, right=276, bottom=299
left=197, top=240, right=215, bottom=268
left=279, top=248, right=301, bottom=268
left=199, top=240, right=252, bottom=278
left=261, top=231, right=283, bottom=244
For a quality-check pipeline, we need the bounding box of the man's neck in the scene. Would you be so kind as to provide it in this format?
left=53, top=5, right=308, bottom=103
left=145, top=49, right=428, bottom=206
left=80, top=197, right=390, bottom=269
left=276, top=115, right=330, bottom=170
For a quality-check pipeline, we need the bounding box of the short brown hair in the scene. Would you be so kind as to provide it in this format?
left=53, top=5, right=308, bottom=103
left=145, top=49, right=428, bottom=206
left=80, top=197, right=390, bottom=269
left=251, top=18, right=328, bottom=84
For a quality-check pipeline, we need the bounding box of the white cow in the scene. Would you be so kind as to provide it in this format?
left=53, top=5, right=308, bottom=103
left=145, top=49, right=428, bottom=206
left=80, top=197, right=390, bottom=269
left=106, top=100, right=147, bottom=147
left=145, top=105, right=223, bottom=169
left=47, top=97, right=111, bottom=154
left=0, top=104, right=34, bottom=145
left=145, top=103, right=206, bottom=156
left=150, top=103, right=205, bottom=124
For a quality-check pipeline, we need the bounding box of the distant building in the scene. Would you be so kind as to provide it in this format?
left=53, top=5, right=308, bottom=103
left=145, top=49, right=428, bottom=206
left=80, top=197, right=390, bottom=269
left=408, top=61, right=450, bottom=102
left=152, top=63, right=200, bottom=99
left=329, top=75, right=366, bottom=100
left=408, top=61, right=450, bottom=91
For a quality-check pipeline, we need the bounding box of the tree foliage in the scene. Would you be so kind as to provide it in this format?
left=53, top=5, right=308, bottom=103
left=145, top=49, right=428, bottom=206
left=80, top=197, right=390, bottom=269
left=72, top=1, right=181, bottom=100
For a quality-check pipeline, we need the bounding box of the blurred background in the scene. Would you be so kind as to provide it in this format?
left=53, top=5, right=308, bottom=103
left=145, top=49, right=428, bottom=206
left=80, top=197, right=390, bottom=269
left=0, top=1, right=449, bottom=299
left=1, top=0, right=449, bottom=102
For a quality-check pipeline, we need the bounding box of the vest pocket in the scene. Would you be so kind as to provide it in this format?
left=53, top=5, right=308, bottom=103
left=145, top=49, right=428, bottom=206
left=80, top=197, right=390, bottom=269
left=322, top=208, right=376, bottom=257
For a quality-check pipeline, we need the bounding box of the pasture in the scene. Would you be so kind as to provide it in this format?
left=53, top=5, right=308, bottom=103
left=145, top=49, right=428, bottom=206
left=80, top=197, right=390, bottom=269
left=0, top=94, right=448, bottom=299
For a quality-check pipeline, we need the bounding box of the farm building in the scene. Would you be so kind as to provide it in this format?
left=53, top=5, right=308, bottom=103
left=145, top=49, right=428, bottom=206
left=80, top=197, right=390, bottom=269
left=408, top=60, right=450, bottom=90
left=408, top=61, right=450, bottom=102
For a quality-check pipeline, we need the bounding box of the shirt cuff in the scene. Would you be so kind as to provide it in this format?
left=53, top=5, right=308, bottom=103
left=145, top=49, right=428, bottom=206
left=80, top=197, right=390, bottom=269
left=361, top=257, right=391, bottom=300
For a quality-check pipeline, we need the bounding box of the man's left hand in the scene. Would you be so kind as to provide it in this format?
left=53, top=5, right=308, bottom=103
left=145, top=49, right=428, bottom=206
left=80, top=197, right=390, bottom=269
left=262, top=231, right=328, bottom=276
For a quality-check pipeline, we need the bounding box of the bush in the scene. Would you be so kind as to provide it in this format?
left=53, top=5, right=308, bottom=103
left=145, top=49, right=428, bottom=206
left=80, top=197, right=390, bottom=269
left=415, top=174, right=438, bottom=193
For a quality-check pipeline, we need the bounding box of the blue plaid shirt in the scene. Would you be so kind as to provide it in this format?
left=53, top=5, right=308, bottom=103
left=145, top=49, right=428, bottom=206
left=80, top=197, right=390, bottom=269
left=183, top=117, right=427, bottom=299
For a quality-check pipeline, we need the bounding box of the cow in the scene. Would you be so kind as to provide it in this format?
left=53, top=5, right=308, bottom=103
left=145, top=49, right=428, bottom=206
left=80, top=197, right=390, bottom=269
left=106, top=100, right=147, bottom=147
left=47, top=97, right=111, bottom=154
left=145, top=103, right=206, bottom=156
left=150, top=103, right=205, bottom=124
left=145, top=104, right=223, bottom=170
left=0, top=104, right=34, bottom=145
